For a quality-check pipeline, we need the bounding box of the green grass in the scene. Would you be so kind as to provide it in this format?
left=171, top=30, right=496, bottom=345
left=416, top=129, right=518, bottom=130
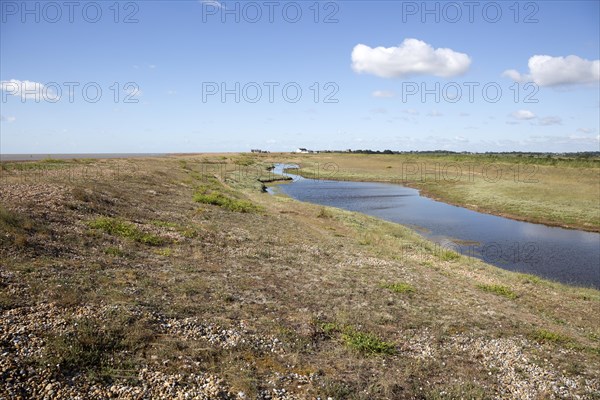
left=0, top=159, right=70, bottom=171
left=150, top=220, right=198, bottom=238
left=341, top=330, right=396, bottom=355
left=318, top=322, right=396, bottom=355
left=518, top=273, right=543, bottom=285
left=88, top=217, right=164, bottom=246
left=0, top=206, right=37, bottom=247
left=104, top=247, right=126, bottom=257
left=477, top=284, right=518, bottom=299
left=232, top=154, right=256, bottom=166
left=194, top=192, right=258, bottom=213
left=193, top=181, right=260, bottom=213
left=531, top=329, right=571, bottom=344
left=317, top=207, right=334, bottom=218
left=44, top=318, right=121, bottom=375
left=42, top=313, right=153, bottom=378
left=0, top=206, right=30, bottom=230
left=381, top=282, right=415, bottom=294
left=154, top=248, right=172, bottom=257
left=319, top=322, right=342, bottom=336
left=439, top=250, right=461, bottom=261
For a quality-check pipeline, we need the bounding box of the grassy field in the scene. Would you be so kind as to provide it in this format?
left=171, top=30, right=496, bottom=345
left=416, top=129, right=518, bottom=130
left=274, top=152, right=600, bottom=232
left=1, top=153, right=599, bottom=399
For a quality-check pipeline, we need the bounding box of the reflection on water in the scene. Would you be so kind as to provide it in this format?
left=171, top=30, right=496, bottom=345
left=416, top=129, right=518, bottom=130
left=270, top=164, right=600, bottom=289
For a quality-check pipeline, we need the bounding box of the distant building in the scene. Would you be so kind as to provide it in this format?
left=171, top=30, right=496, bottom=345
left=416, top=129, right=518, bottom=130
left=251, top=149, right=269, bottom=153
left=295, top=148, right=309, bottom=153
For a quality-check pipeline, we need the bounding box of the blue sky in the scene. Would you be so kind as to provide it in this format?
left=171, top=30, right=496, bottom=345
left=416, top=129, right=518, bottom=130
left=1, top=0, right=599, bottom=153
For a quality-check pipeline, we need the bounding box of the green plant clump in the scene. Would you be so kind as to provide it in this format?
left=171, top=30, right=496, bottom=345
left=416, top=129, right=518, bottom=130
left=342, top=331, right=396, bottom=355
left=193, top=183, right=259, bottom=213
left=382, top=282, right=415, bottom=294
left=88, top=217, right=163, bottom=246
left=477, top=284, right=517, bottom=299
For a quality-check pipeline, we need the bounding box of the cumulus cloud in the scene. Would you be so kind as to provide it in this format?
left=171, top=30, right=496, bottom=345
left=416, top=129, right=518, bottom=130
left=503, top=55, right=600, bottom=86
left=351, top=38, right=471, bottom=78
left=372, top=90, right=395, bottom=98
left=510, top=110, right=536, bottom=120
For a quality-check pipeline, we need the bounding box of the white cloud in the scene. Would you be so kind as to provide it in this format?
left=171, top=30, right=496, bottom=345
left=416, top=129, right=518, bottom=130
left=351, top=38, right=471, bottom=78
left=537, top=116, right=562, bottom=126
left=371, top=107, right=388, bottom=114
left=372, top=90, right=395, bottom=98
left=503, top=55, right=600, bottom=86
left=427, top=110, right=443, bottom=117
left=509, top=110, right=563, bottom=126
left=0, top=79, right=57, bottom=101
left=403, top=109, right=419, bottom=115
left=501, top=69, right=523, bottom=81
left=510, top=110, right=536, bottom=120
left=125, top=86, right=142, bottom=97
left=577, top=127, right=596, bottom=134
left=0, top=115, right=16, bottom=123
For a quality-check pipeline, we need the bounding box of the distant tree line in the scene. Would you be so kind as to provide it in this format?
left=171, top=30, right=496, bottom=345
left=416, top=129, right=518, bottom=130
left=316, top=150, right=600, bottom=159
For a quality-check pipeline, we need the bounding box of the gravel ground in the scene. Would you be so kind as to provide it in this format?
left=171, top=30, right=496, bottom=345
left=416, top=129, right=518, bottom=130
left=2, top=301, right=598, bottom=399
left=0, top=302, right=315, bottom=399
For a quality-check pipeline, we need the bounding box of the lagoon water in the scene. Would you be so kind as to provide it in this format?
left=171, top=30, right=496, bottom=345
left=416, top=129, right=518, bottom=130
left=270, top=164, right=600, bottom=289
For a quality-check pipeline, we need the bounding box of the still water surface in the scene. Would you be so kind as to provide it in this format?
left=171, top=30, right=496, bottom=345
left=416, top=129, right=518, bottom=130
left=270, top=164, right=600, bottom=289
